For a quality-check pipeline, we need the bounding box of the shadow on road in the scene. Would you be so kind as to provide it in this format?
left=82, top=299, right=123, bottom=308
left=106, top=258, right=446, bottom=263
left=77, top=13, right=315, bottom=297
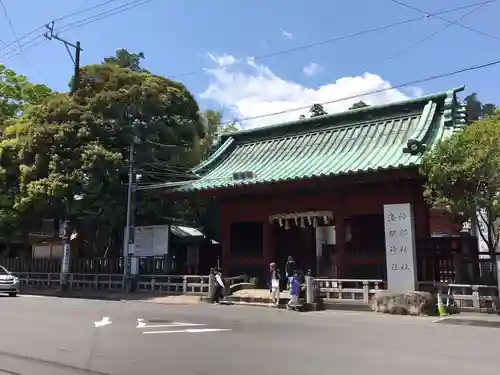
left=437, top=318, right=500, bottom=329
left=19, top=288, right=203, bottom=303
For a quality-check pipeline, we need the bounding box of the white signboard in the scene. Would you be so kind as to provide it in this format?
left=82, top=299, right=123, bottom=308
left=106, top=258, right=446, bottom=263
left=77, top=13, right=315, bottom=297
left=383, top=203, right=417, bottom=292
left=62, top=244, right=71, bottom=273
left=124, top=225, right=170, bottom=257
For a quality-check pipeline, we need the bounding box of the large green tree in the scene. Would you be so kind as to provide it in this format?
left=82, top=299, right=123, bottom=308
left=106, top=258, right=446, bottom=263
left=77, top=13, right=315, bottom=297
left=422, top=111, right=500, bottom=283
left=103, top=49, right=148, bottom=72
left=199, top=109, right=239, bottom=159
left=464, top=93, right=497, bottom=121
left=2, top=55, right=204, bottom=256
left=0, top=64, right=52, bottom=129
left=0, top=65, right=52, bottom=246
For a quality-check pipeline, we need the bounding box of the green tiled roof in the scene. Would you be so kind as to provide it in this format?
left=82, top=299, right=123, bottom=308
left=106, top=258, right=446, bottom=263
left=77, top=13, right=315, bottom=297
left=179, top=87, right=466, bottom=192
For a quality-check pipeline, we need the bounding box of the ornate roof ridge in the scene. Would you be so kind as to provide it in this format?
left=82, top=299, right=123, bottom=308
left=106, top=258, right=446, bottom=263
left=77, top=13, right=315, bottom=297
left=219, top=86, right=465, bottom=145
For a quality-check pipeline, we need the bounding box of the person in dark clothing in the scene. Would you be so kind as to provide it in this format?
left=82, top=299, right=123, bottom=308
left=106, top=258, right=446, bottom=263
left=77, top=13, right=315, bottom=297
left=284, top=256, right=297, bottom=290
left=268, top=262, right=281, bottom=306
left=211, top=268, right=226, bottom=304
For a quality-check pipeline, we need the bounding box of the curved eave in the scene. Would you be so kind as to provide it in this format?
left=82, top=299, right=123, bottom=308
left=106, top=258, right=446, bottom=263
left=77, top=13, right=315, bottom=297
left=191, top=137, right=235, bottom=175
left=177, top=161, right=423, bottom=193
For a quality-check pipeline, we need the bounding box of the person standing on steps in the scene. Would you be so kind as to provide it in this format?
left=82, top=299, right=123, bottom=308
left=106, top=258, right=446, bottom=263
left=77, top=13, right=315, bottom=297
left=268, top=262, right=281, bottom=306
left=284, top=256, right=297, bottom=290
left=287, top=270, right=301, bottom=310
left=212, top=268, right=226, bottom=304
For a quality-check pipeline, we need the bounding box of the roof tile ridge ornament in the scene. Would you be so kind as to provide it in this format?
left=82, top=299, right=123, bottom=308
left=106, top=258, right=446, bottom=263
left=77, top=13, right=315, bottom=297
left=443, top=89, right=456, bottom=127
left=403, top=100, right=437, bottom=156
left=443, top=88, right=468, bottom=136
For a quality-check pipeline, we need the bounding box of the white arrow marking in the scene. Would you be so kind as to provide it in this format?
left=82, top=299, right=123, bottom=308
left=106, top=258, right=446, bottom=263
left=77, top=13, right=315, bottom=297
left=136, top=319, right=204, bottom=329
left=140, top=323, right=205, bottom=329
left=143, top=328, right=231, bottom=335
left=94, top=317, right=112, bottom=328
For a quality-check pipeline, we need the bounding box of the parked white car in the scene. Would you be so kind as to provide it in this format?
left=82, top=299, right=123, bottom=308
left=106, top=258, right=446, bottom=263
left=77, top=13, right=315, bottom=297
left=0, top=265, right=19, bottom=297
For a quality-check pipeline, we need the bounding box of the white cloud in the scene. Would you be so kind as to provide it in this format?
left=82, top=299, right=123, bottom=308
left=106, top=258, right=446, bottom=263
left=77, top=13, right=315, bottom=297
left=303, top=62, right=324, bottom=76
left=201, top=54, right=420, bottom=128
left=206, top=53, right=239, bottom=67
left=281, top=29, right=294, bottom=40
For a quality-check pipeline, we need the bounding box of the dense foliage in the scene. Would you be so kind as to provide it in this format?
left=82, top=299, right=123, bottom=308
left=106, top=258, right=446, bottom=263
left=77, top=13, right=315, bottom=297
left=422, top=109, right=500, bottom=254
left=0, top=50, right=228, bottom=256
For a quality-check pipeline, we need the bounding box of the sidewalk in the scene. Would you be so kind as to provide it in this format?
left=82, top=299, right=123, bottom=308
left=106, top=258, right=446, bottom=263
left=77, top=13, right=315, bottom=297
left=433, top=313, right=500, bottom=328
left=227, top=289, right=371, bottom=311
left=20, top=287, right=203, bottom=304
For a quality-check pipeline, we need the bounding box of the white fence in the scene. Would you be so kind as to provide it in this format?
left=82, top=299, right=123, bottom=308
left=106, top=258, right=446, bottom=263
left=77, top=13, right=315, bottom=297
left=314, top=278, right=499, bottom=311
left=314, top=279, right=384, bottom=304
left=15, top=272, right=247, bottom=296
left=418, top=281, right=498, bottom=310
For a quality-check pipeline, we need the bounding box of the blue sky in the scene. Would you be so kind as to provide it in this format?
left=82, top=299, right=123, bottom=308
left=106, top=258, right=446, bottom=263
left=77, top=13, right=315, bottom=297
left=1, top=0, right=499, bottom=127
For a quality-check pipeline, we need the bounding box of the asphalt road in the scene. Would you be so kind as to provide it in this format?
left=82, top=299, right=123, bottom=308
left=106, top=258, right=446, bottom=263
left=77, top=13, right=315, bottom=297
left=0, top=294, right=499, bottom=375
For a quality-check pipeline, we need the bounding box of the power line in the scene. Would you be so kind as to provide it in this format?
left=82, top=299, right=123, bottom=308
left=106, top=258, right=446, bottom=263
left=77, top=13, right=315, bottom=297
left=168, top=0, right=495, bottom=80
left=387, top=0, right=500, bottom=44
left=0, top=0, right=122, bottom=55
left=0, top=0, right=155, bottom=62
left=220, top=56, right=500, bottom=125
left=386, top=0, right=496, bottom=61
left=0, top=35, right=45, bottom=63
left=0, top=0, right=22, bottom=57
left=0, top=0, right=491, bottom=70
left=0, top=0, right=26, bottom=61
left=57, top=0, right=155, bottom=34
left=53, top=0, right=122, bottom=22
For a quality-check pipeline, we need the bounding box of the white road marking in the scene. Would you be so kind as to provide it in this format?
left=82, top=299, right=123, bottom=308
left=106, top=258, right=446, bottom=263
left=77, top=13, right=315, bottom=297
left=94, top=317, right=112, bottom=328
left=143, top=328, right=231, bottom=335
left=431, top=317, right=448, bottom=323
left=140, top=323, right=205, bottom=329
left=136, top=319, right=204, bottom=329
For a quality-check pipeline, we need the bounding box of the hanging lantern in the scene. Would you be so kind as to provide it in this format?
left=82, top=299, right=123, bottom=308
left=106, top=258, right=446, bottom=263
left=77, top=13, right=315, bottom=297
left=285, top=220, right=290, bottom=230
left=307, top=216, right=312, bottom=226
left=313, top=216, right=318, bottom=228
left=323, top=216, right=328, bottom=224
left=278, top=219, right=283, bottom=227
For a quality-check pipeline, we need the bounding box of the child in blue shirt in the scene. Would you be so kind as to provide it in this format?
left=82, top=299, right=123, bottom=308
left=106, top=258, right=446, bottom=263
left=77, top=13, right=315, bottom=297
left=286, top=271, right=301, bottom=310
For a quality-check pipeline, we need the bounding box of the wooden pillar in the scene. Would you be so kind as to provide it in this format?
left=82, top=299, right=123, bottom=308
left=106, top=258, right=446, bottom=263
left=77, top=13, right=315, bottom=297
left=336, top=192, right=347, bottom=278
left=263, top=221, right=273, bottom=266
left=220, top=214, right=231, bottom=275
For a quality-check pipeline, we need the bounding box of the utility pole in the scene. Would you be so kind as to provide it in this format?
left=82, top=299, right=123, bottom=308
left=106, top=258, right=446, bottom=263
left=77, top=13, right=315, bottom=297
left=44, top=22, right=83, bottom=94
left=44, top=21, right=83, bottom=291
left=123, top=120, right=140, bottom=292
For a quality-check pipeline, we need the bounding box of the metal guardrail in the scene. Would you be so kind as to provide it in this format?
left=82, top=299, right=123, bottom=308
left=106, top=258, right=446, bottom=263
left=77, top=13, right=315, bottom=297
left=313, top=278, right=499, bottom=310
left=14, top=272, right=247, bottom=296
